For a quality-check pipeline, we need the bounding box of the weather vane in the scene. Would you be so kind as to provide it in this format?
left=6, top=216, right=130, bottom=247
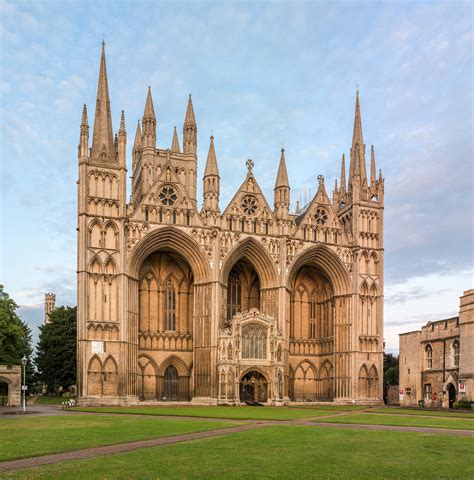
left=246, top=159, right=254, bottom=171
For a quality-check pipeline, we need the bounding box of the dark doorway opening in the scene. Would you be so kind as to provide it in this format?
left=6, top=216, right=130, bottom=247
left=163, top=365, right=179, bottom=401
left=0, top=381, right=8, bottom=406
left=240, top=371, right=268, bottom=403
left=448, top=383, right=456, bottom=408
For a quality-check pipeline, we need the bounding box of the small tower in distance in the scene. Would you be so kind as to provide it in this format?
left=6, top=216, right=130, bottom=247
left=44, top=293, right=56, bottom=324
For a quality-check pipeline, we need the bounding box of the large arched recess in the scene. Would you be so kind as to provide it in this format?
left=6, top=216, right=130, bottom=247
left=286, top=245, right=350, bottom=295
left=220, top=237, right=278, bottom=289
left=128, top=226, right=211, bottom=284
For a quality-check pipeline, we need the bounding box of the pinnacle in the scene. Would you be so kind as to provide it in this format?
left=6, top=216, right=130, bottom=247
left=184, top=94, right=196, bottom=125
left=370, top=144, right=376, bottom=187
left=119, top=110, right=126, bottom=135
left=171, top=126, right=181, bottom=153
left=133, top=120, right=142, bottom=148
left=143, top=87, right=155, bottom=119
left=204, top=134, right=219, bottom=177
left=275, top=147, right=289, bottom=189
left=340, top=153, right=346, bottom=193
left=81, top=104, right=88, bottom=125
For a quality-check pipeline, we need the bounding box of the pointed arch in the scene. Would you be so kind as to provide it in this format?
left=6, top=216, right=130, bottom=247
left=128, top=226, right=210, bottom=284
left=89, top=219, right=102, bottom=248
left=368, top=364, right=379, bottom=399
left=104, top=221, right=118, bottom=250
left=138, top=354, right=158, bottom=400
left=87, top=355, right=103, bottom=396
left=158, top=355, right=190, bottom=377
left=102, top=355, right=118, bottom=396
left=286, top=244, right=350, bottom=295
left=358, top=364, right=369, bottom=399
left=220, top=237, right=278, bottom=289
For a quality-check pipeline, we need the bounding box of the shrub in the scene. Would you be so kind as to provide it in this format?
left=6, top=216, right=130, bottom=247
left=453, top=399, right=472, bottom=410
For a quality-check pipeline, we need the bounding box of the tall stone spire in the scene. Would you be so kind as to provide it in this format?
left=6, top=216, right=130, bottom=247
left=370, top=145, right=376, bottom=188
left=203, top=135, right=220, bottom=214
left=274, top=148, right=289, bottom=188
left=171, top=126, right=181, bottom=153
left=79, top=104, right=89, bottom=161
left=117, top=110, right=126, bottom=167
left=340, top=153, right=346, bottom=194
left=142, top=87, right=156, bottom=148
left=132, top=120, right=142, bottom=173
left=274, top=148, right=290, bottom=219
left=90, top=42, right=114, bottom=162
left=183, top=94, right=197, bottom=155
left=348, top=89, right=367, bottom=187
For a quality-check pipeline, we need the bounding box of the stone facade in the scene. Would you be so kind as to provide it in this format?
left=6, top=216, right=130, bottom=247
left=76, top=45, right=385, bottom=406
left=44, top=292, right=56, bottom=324
left=0, top=365, right=21, bottom=407
left=399, top=289, right=474, bottom=408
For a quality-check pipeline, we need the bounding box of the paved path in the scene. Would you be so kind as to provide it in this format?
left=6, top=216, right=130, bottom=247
left=1, top=409, right=473, bottom=474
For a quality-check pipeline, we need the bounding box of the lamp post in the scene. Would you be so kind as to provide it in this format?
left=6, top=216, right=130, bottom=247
left=21, top=356, right=27, bottom=413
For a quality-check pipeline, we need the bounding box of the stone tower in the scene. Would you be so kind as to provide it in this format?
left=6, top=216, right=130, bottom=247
left=44, top=293, right=56, bottom=324
left=77, top=47, right=384, bottom=405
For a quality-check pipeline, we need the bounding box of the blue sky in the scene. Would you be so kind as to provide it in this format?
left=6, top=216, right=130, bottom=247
left=0, top=0, right=472, bottom=352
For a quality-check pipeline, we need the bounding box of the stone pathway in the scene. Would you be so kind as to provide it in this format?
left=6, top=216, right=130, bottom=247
left=1, top=409, right=472, bottom=474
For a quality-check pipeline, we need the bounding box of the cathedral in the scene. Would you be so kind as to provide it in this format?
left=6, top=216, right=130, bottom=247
left=77, top=45, right=385, bottom=406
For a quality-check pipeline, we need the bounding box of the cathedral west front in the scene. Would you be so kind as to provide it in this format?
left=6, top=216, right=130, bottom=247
left=77, top=45, right=385, bottom=406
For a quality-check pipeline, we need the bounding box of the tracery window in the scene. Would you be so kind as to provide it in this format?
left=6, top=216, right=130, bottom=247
left=453, top=340, right=460, bottom=367
left=242, top=323, right=267, bottom=359
left=425, top=344, right=433, bottom=369
left=227, top=272, right=242, bottom=321
left=159, top=186, right=177, bottom=206
left=315, top=207, right=328, bottom=225
left=164, top=280, right=176, bottom=330
left=309, top=293, right=317, bottom=339
left=241, top=195, right=259, bottom=216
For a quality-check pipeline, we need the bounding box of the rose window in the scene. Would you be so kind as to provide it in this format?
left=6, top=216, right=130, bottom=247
left=241, top=195, right=259, bottom=216
left=315, top=208, right=328, bottom=225
left=159, top=186, right=178, bottom=206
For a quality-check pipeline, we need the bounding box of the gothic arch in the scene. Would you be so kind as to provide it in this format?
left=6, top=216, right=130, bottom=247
left=128, top=226, right=210, bottom=284
left=158, top=355, right=190, bottom=377
left=104, top=221, right=119, bottom=250
left=286, top=244, right=350, bottom=296
left=220, top=237, right=278, bottom=289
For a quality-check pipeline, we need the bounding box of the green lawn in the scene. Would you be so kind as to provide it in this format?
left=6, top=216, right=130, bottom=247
left=371, top=407, right=474, bottom=417
left=76, top=405, right=334, bottom=420
left=0, top=414, right=237, bottom=462
left=290, top=404, right=367, bottom=411
left=34, top=396, right=72, bottom=405
left=4, top=425, right=473, bottom=479
left=314, top=412, right=474, bottom=430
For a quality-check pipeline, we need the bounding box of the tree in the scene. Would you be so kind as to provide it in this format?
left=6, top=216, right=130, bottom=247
left=383, top=352, right=399, bottom=386
left=35, top=306, right=77, bottom=393
left=0, top=285, right=34, bottom=385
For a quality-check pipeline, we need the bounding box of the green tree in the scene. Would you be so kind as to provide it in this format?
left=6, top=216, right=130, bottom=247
left=0, top=285, right=33, bottom=384
left=383, top=352, right=399, bottom=385
left=35, top=306, right=77, bottom=393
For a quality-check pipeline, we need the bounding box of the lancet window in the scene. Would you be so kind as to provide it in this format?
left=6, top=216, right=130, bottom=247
left=164, top=280, right=176, bottom=331
left=242, top=323, right=267, bottom=359
left=227, top=272, right=242, bottom=321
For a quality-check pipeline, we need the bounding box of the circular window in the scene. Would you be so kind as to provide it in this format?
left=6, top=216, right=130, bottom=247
left=315, top=207, right=328, bottom=225
left=159, top=186, right=178, bottom=206
left=241, top=195, right=259, bottom=216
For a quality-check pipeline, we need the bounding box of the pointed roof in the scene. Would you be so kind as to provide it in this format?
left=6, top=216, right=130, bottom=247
left=171, top=126, right=181, bottom=153
left=81, top=104, right=88, bottom=127
left=340, top=153, right=346, bottom=193
left=204, top=135, right=219, bottom=177
left=352, top=89, right=364, bottom=148
left=118, top=110, right=126, bottom=136
left=274, top=148, right=289, bottom=189
left=143, top=86, right=155, bottom=119
left=91, top=42, right=114, bottom=161
left=184, top=94, right=196, bottom=125
left=133, top=120, right=142, bottom=149
left=349, top=89, right=367, bottom=185
left=370, top=145, right=376, bottom=187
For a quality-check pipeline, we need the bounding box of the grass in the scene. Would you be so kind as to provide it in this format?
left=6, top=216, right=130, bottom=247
left=371, top=407, right=474, bottom=417
left=75, top=405, right=334, bottom=420
left=0, top=414, right=237, bottom=462
left=314, top=412, right=474, bottom=430
left=34, top=396, right=72, bottom=405
left=4, top=425, right=473, bottom=479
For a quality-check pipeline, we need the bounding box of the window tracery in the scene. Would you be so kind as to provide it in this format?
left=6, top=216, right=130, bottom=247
left=315, top=207, right=328, bottom=225
left=425, top=344, right=433, bottom=369
left=241, top=195, right=259, bottom=216
left=242, top=323, right=267, bottom=359
left=453, top=340, right=460, bottom=367
left=164, top=280, right=176, bottom=330
left=159, top=186, right=178, bottom=206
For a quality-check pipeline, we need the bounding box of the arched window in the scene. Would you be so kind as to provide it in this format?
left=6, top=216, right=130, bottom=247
left=164, top=280, right=176, bottom=330
left=309, top=293, right=317, bottom=339
left=425, top=344, right=433, bottom=369
left=242, top=324, right=267, bottom=359
left=453, top=340, right=460, bottom=367
left=227, top=271, right=241, bottom=320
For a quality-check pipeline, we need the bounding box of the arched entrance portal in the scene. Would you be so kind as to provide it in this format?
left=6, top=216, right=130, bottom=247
left=0, top=379, right=9, bottom=406
left=240, top=371, right=268, bottom=403
left=448, top=383, right=456, bottom=408
left=164, top=365, right=179, bottom=401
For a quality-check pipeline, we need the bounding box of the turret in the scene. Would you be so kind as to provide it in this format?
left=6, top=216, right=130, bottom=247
left=203, top=135, right=220, bottom=213
left=171, top=126, right=181, bottom=153
left=78, top=104, right=89, bottom=163
left=142, top=87, right=156, bottom=149
left=132, top=120, right=142, bottom=174
left=274, top=148, right=290, bottom=219
left=117, top=110, right=126, bottom=167
left=90, top=42, right=115, bottom=163
left=183, top=95, right=197, bottom=155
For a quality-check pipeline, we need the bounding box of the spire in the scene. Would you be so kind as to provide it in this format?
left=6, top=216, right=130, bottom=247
left=118, top=110, right=126, bottom=137
left=204, top=135, right=219, bottom=177
left=340, top=153, right=346, bottom=194
left=91, top=42, right=114, bottom=162
left=171, top=126, right=181, bottom=153
left=81, top=104, right=88, bottom=128
left=142, top=86, right=156, bottom=148
left=79, top=104, right=89, bottom=161
left=275, top=148, right=289, bottom=188
left=133, top=120, right=142, bottom=151
left=370, top=145, right=376, bottom=187
left=348, top=88, right=367, bottom=186
left=183, top=94, right=197, bottom=154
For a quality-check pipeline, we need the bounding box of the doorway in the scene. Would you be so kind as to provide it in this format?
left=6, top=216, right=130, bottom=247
left=448, top=383, right=456, bottom=408
left=0, top=381, right=8, bottom=406
left=239, top=371, right=268, bottom=402
left=163, top=365, right=179, bottom=401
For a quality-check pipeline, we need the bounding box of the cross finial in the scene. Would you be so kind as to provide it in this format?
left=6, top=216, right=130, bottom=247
left=246, top=159, right=254, bottom=172
left=317, top=174, right=324, bottom=185
left=356, top=84, right=359, bottom=94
